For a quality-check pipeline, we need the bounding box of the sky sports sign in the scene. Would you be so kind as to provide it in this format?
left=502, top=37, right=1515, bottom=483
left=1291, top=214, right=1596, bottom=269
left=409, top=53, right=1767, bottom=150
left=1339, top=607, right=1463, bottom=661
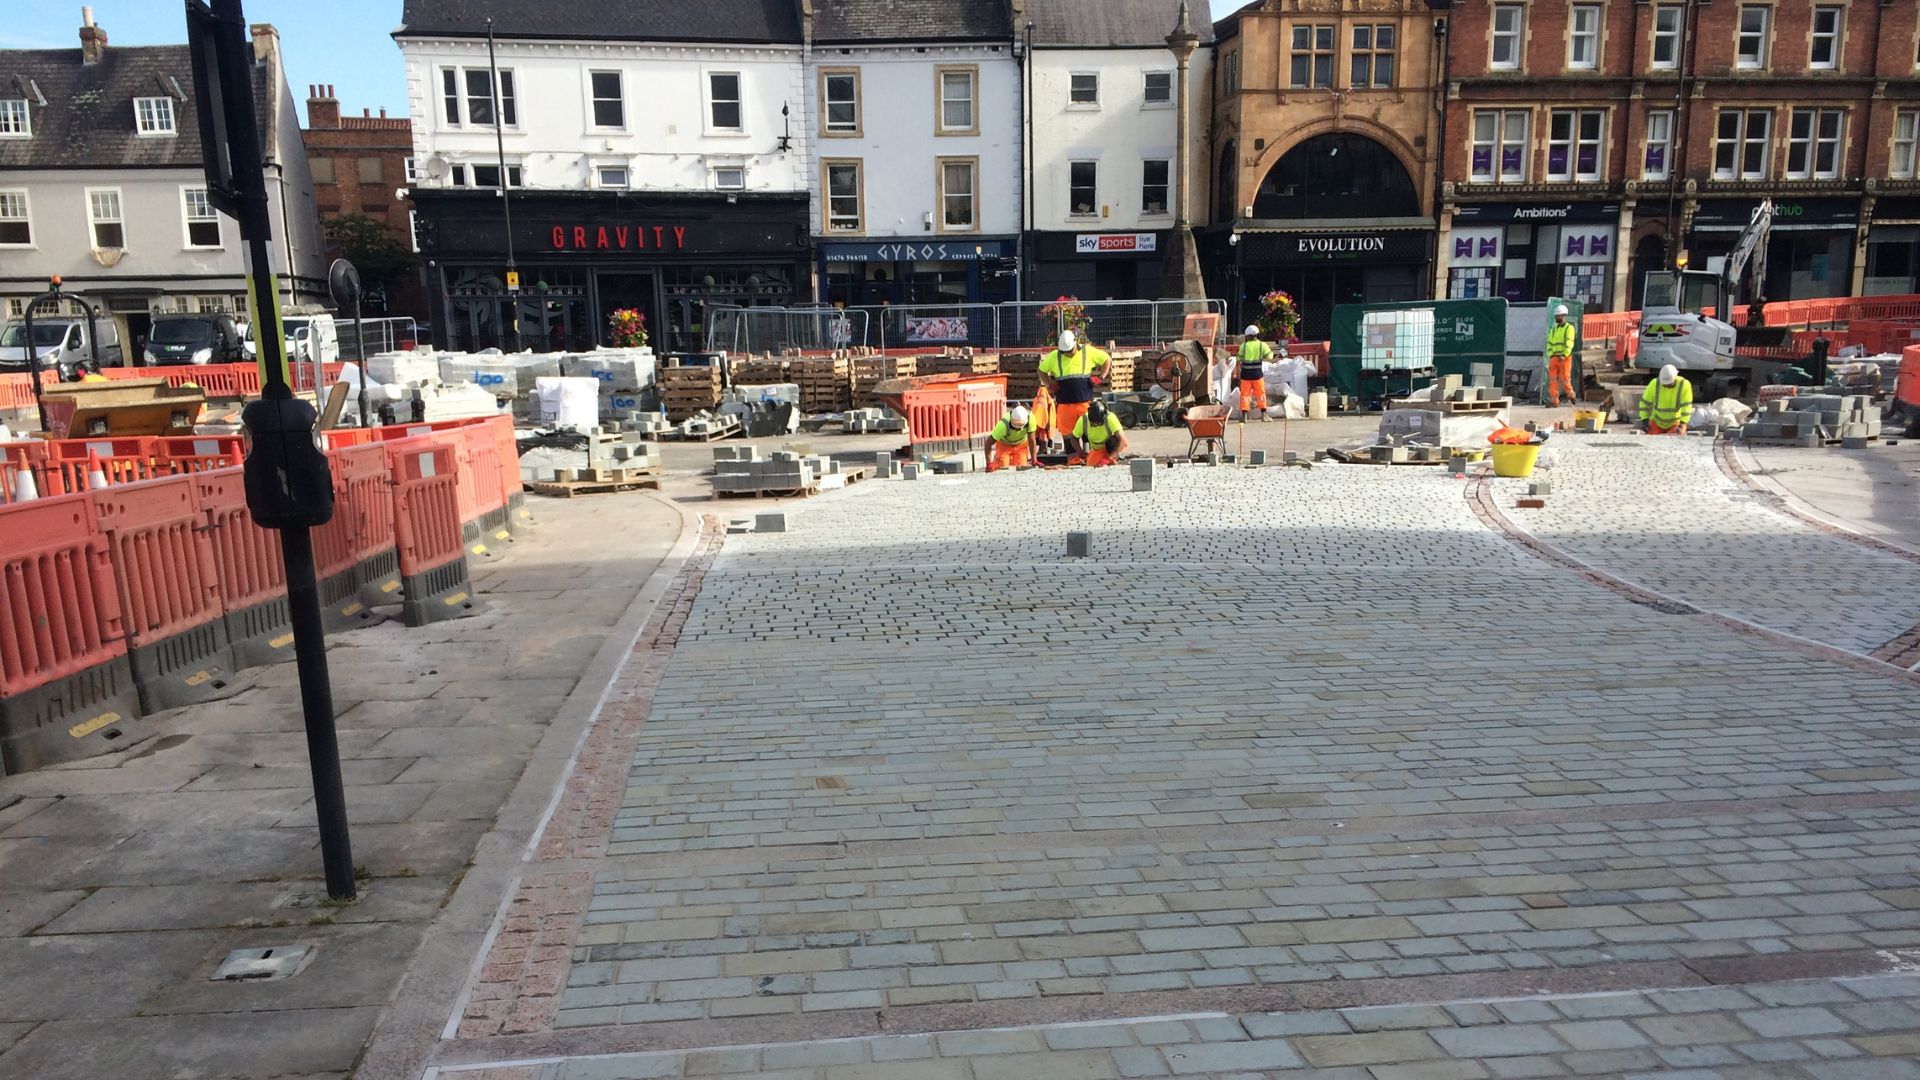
left=1075, top=233, right=1158, bottom=254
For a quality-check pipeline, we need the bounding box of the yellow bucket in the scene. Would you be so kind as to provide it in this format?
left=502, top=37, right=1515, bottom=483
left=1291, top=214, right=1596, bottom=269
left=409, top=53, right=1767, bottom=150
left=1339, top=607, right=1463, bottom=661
left=1490, top=443, right=1542, bottom=478
left=1571, top=409, right=1607, bottom=432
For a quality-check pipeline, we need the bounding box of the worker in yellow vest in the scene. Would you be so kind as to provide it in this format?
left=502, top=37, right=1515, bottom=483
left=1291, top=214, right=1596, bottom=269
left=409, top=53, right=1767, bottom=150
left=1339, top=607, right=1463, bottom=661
left=1039, top=330, right=1110, bottom=456
left=986, top=405, right=1036, bottom=472
left=1069, top=399, right=1129, bottom=467
left=1236, top=325, right=1274, bottom=420
left=1639, top=365, right=1694, bottom=435
left=1546, top=304, right=1577, bottom=406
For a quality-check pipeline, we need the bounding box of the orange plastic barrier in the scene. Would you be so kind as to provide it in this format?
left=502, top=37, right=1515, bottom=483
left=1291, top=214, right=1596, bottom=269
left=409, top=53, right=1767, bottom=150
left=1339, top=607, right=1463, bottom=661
left=891, top=374, right=1008, bottom=457
left=387, top=440, right=476, bottom=627
left=46, top=437, right=164, bottom=492
left=156, top=434, right=244, bottom=474
left=332, top=442, right=400, bottom=607
left=1288, top=341, right=1331, bottom=379
left=308, top=448, right=375, bottom=634
left=488, top=413, right=532, bottom=532
left=192, top=466, right=295, bottom=668
left=0, top=373, right=40, bottom=412
left=0, top=491, right=142, bottom=771
left=91, top=475, right=234, bottom=712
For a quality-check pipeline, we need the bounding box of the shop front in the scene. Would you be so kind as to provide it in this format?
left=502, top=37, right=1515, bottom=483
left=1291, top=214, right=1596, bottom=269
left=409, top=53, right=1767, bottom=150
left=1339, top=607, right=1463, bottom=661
left=1688, top=197, right=1860, bottom=302
left=817, top=238, right=1020, bottom=309
left=1864, top=196, right=1920, bottom=296
left=412, top=190, right=809, bottom=353
left=1446, top=202, right=1622, bottom=310
left=1026, top=231, right=1166, bottom=301
left=1211, top=223, right=1431, bottom=342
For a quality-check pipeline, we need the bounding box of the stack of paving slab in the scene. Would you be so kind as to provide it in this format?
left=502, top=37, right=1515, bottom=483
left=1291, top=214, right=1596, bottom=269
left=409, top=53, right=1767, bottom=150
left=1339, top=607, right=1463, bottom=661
left=1742, top=394, right=1881, bottom=446
left=844, top=407, right=905, bottom=434
left=438, top=352, right=566, bottom=399
left=617, top=412, right=673, bottom=438
left=561, top=349, right=657, bottom=419
left=518, top=428, right=659, bottom=484
left=711, top=447, right=842, bottom=495
left=367, top=350, right=443, bottom=388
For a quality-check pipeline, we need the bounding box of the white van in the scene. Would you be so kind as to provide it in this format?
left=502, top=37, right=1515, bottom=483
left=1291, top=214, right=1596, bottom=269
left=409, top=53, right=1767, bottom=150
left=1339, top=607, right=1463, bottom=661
left=243, top=313, right=340, bottom=365
left=0, top=317, right=124, bottom=379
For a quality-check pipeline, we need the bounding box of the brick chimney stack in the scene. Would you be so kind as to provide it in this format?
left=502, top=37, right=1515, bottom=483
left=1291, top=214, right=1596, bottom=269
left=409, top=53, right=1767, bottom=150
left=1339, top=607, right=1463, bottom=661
left=249, top=22, right=280, bottom=63
left=79, top=6, right=108, bottom=65
left=307, top=84, right=340, bottom=129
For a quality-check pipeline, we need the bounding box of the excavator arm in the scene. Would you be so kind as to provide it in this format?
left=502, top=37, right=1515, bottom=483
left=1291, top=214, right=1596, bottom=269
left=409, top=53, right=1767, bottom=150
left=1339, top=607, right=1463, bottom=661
left=1722, top=198, right=1773, bottom=312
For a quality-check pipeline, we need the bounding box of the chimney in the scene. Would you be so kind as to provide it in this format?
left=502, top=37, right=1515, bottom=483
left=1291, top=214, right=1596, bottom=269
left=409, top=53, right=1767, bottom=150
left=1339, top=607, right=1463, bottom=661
left=307, top=83, right=339, bottom=129
left=249, top=22, right=279, bottom=64
left=79, top=6, right=108, bottom=65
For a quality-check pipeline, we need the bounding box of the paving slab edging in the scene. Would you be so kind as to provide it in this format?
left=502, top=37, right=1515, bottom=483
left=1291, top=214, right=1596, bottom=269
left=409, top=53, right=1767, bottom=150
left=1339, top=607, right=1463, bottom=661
left=353, top=492, right=704, bottom=1080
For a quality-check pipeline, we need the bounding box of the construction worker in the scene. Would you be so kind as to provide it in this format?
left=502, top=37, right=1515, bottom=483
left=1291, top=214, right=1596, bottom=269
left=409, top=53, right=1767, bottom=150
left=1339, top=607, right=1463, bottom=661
left=986, top=405, right=1036, bottom=472
left=1639, top=364, right=1694, bottom=435
left=1039, top=329, right=1109, bottom=455
left=1236, top=324, right=1274, bottom=421
left=1069, top=399, right=1129, bottom=466
left=1546, top=304, right=1577, bottom=406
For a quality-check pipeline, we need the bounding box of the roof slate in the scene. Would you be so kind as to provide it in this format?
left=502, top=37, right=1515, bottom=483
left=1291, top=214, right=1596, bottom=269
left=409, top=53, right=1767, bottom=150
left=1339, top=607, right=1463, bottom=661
left=812, top=0, right=1013, bottom=44
left=1024, top=0, right=1215, bottom=48
left=396, top=0, right=804, bottom=44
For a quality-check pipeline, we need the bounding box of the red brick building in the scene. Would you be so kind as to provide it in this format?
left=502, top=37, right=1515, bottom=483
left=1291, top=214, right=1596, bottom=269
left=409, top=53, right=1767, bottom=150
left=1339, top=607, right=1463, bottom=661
left=300, top=85, right=425, bottom=316
left=1437, top=0, right=1920, bottom=310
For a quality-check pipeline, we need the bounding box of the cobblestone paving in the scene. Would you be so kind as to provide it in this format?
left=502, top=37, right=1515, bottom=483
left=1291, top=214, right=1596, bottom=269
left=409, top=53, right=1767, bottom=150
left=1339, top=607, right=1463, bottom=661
left=424, top=452, right=1920, bottom=1075
left=447, top=974, right=1920, bottom=1078
left=1490, top=436, right=1920, bottom=655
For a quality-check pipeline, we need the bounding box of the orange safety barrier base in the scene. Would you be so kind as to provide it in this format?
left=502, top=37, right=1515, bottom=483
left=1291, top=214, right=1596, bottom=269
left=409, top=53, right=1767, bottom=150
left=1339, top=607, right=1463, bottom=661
left=0, top=493, right=144, bottom=773
left=93, top=476, right=239, bottom=714
left=388, top=442, right=479, bottom=627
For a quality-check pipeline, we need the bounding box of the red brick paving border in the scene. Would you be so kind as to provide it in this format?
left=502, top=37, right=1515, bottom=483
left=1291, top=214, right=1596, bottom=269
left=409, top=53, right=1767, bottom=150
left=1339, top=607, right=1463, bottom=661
left=454, top=516, right=726, bottom=1040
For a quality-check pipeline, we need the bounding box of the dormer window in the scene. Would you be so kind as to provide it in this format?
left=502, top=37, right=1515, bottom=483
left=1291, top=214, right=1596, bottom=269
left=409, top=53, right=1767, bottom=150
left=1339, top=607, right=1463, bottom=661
left=0, top=99, right=28, bottom=137
left=135, top=96, right=176, bottom=136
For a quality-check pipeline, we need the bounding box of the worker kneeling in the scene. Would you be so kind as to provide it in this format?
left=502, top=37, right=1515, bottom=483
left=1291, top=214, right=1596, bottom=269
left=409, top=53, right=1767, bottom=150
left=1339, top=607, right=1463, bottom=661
left=1069, top=400, right=1129, bottom=466
left=1236, top=324, right=1274, bottom=420
left=987, top=405, right=1036, bottom=472
left=1640, top=364, right=1694, bottom=435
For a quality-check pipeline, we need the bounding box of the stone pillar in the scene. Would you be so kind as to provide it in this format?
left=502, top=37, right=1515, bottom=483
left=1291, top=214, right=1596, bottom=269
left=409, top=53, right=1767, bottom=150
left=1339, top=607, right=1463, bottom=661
left=1613, top=199, right=1636, bottom=313
left=1158, top=1, right=1206, bottom=301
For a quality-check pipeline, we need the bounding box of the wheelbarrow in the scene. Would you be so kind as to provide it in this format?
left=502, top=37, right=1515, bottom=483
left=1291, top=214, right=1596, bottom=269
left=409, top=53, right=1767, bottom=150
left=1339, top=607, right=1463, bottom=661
left=1106, top=392, right=1174, bottom=429
left=1184, top=403, right=1230, bottom=459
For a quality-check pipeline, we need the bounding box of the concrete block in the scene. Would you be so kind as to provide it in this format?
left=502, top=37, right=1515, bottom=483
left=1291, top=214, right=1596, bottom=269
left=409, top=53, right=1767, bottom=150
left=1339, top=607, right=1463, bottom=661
left=1283, top=451, right=1301, bottom=464
left=755, top=513, right=786, bottom=533
left=771, top=451, right=799, bottom=462
left=1528, top=479, right=1553, bottom=496
left=1221, top=453, right=1237, bottom=465
left=1438, top=374, right=1464, bottom=397
left=1129, top=457, right=1155, bottom=479
left=1843, top=436, right=1870, bottom=450
left=1447, top=458, right=1468, bottom=475
left=1066, top=531, right=1092, bottom=557
left=1470, top=362, right=1494, bottom=387
left=901, top=463, right=922, bottom=480
left=1800, top=431, right=1823, bottom=448
left=713, top=447, right=740, bottom=463
left=1248, top=449, right=1268, bottom=466
left=552, top=467, right=578, bottom=483
left=1388, top=446, right=1410, bottom=464
left=874, top=452, right=894, bottom=470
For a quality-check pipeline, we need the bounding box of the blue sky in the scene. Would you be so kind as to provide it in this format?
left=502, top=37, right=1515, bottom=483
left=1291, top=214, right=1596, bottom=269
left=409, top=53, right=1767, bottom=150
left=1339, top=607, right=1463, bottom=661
left=7, top=2, right=1245, bottom=123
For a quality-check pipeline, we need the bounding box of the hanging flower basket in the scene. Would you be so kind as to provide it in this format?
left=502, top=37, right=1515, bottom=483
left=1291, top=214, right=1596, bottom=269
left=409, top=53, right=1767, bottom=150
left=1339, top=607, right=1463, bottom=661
left=1038, top=295, right=1091, bottom=342
left=1256, top=289, right=1300, bottom=341
left=608, top=307, right=648, bottom=348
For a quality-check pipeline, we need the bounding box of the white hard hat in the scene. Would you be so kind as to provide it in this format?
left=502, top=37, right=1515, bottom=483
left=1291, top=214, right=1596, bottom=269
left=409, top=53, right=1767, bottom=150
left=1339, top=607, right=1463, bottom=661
left=1554, top=304, right=1569, bottom=316
left=1010, top=405, right=1030, bottom=426
left=1244, top=324, right=1260, bottom=336
left=1058, top=330, right=1076, bottom=352
left=1659, top=364, right=1679, bottom=385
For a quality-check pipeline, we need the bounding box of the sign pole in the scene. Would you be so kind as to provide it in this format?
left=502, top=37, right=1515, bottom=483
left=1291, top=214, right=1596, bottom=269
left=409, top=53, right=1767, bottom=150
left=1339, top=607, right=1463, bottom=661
left=188, top=0, right=354, bottom=901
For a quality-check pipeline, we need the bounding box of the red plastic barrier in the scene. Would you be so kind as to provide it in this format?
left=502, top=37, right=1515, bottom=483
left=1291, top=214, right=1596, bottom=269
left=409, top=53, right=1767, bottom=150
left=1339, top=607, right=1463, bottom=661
left=0, top=492, right=128, bottom=700
left=334, top=442, right=396, bottom=568
left=321, top=427, right=378, bottom=449
left=892, top=374, right=1008, bottom=455
left=47, top=437, right=163, bottom=492
left=0, top=373, right=42, bottom=411
left=1288, top=341, right=1330, bottom=379
left=192, top=466, right=285, bottom=616
left=388, top=442, right=463, bottom=573
left=91, top=475, right=224, bottom=650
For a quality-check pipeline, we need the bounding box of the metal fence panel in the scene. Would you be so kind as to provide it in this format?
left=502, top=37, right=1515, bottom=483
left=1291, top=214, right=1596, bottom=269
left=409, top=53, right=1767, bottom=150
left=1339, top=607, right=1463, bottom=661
left=705, top=299, right=1222, bottom=354
left=706, top=306, right=871, bottom=354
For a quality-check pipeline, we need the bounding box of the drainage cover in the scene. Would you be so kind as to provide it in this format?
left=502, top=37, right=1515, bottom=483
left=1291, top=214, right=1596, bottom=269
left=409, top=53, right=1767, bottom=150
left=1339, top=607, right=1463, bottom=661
left=211, top=943, right=315, bottom=981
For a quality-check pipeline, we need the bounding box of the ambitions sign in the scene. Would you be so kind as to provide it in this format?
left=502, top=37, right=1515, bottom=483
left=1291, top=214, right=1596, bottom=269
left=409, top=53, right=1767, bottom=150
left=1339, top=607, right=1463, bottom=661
left=550, top=225, right=688, bottom=251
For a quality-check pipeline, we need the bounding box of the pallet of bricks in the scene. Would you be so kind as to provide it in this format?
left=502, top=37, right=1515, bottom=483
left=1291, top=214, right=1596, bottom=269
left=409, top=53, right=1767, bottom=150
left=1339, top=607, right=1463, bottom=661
left=790, top=353, right=853, bottom=413
left=915, top=347, right=999, bottom=376
left=852, top=354, right=916, bottom=409
left=659, top=362, right=721, bottom=421
left=731, top=355, right=789, bottom=386
left=999, top=352, right=1043, bottom=402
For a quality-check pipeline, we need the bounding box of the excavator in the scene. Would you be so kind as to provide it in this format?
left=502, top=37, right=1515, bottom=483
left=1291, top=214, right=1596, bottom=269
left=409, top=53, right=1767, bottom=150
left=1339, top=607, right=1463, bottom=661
left=1632, top=199, right=1805, bottom=399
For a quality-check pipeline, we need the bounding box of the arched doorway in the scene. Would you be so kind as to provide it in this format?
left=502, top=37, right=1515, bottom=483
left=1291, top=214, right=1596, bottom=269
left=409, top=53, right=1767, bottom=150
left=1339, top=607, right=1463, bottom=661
left=1240, top=132, right=1427, bottom=340
left=1253, top=132, right=1419, bottom=219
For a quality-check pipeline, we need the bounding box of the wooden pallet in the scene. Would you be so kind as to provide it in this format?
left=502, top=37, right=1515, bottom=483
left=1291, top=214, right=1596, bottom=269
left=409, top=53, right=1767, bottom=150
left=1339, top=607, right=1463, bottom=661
left=1387, top=397, right=1514, bottom=414
left=529, top=475, right=662, bottom=497
left=668, top=421, right=742, bottom=442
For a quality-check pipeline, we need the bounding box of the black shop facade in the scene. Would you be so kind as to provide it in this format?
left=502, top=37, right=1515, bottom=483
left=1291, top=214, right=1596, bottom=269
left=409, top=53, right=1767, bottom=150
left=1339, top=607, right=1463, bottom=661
left=1203, top=222, right=1432, bottom=342
left=412, top=190, right=809, bottom=353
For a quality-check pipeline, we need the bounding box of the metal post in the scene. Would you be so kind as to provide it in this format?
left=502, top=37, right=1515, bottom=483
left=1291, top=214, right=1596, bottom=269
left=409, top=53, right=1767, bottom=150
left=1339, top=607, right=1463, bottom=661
left=19, top=285, right=58, bottom=434
left=486, top=19, right=520, bottom=351
left=353, top=301, right=371, bottom=426
left=188, top=0, right=353, bottom=901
